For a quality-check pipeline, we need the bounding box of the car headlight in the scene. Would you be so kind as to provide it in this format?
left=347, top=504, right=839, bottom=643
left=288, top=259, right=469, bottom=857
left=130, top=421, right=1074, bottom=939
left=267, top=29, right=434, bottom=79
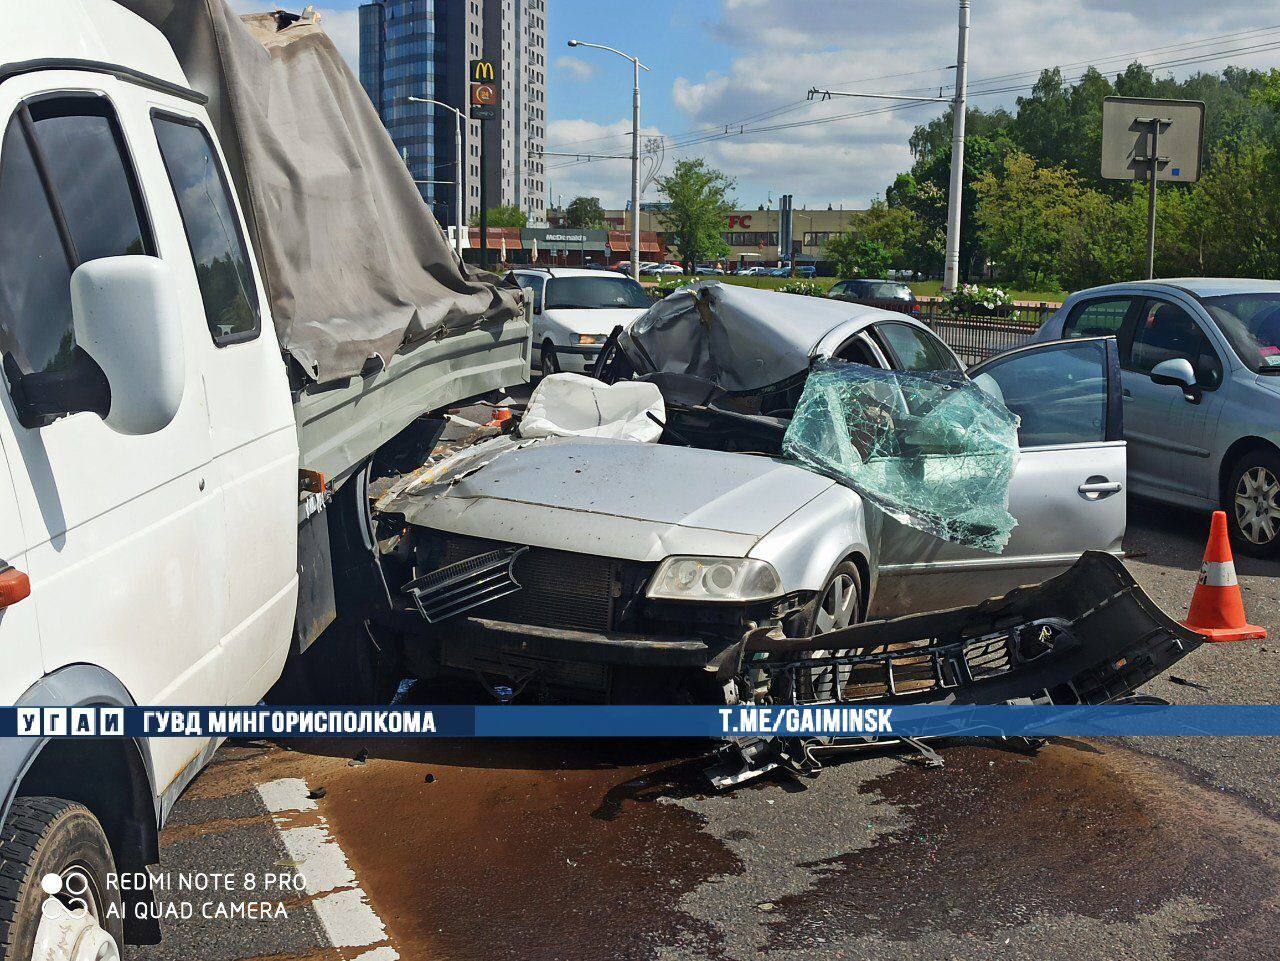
left=647, top=556, right=782, bottom=602
left=577, top=334, right=607, bottom=346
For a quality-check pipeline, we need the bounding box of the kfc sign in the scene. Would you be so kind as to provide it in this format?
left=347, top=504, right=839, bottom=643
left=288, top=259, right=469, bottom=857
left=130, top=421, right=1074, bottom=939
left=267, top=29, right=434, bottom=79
left=727, top=214, right=752, bottom=229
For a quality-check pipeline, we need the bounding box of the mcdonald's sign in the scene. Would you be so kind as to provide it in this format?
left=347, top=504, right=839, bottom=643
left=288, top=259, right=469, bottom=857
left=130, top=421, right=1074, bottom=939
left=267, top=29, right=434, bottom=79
left=470, top=59, right=499, bottom=120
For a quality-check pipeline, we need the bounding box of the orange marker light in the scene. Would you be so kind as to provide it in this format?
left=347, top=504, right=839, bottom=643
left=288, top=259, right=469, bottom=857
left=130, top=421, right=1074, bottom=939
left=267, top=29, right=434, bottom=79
left=0, top=566, right=31, bottom=609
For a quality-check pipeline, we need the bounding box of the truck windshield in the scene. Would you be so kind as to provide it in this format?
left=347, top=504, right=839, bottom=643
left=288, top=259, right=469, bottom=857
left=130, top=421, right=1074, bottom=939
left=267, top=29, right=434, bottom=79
left=544, top=277, right=650, bottom=310
left=1201, top=293, right=1280, bottom=374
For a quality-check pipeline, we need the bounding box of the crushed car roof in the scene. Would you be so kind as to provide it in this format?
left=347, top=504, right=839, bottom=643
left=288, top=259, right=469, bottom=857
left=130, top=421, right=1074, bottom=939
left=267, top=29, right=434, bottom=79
left=625, top=281, right=902, bottom=392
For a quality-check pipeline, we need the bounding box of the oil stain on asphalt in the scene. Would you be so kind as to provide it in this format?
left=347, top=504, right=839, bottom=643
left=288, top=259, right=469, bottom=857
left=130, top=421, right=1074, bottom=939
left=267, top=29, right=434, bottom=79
left=189, top=736, right=1279, bottom=961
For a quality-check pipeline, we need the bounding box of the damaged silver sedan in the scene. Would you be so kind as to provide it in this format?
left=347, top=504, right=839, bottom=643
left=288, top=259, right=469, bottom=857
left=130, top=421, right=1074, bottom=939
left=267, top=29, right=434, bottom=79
left=375, top=282, right=1168, bottom=705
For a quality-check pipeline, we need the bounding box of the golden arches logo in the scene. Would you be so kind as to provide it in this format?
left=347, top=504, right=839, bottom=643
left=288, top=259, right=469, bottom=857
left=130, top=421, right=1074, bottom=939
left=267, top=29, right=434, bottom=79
left=472, top=61, right=495, bottom=82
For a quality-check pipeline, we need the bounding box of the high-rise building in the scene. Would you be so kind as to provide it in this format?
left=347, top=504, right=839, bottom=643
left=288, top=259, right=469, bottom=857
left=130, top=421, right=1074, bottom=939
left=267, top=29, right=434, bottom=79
left=358, top=0, right=547, bottom=228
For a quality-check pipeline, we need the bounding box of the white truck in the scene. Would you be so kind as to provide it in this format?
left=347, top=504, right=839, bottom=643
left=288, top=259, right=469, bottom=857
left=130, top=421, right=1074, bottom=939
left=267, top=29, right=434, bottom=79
left=0, top=2, right=528, bottom=956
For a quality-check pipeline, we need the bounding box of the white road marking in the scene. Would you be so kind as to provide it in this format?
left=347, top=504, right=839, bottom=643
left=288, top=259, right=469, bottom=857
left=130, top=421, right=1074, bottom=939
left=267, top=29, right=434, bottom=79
left=257, top=777, right=317, bottom=814
left=256, top=779, right=399, bottom=959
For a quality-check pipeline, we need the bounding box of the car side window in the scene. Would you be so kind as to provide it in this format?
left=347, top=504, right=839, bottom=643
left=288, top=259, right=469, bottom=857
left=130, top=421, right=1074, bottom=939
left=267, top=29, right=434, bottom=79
left=826, top=282, right=847, bottom=298
left=874, top=321, right=960, bottom=373
left=1063, top=297, right=1133, bottom=338
left=513, top=274, right=543, bottom=312
left=0, top=95, right=154, bottom=377
left=1128, top=299, right=1222, bottom=389
left=152, top=113, right=260, bottom=345
left=972, top=340, right=1110, bottom=448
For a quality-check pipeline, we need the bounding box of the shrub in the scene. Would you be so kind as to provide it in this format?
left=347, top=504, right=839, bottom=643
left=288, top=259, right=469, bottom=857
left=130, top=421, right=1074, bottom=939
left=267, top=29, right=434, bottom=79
left=943, top=283, right=1013, bottom=316
left=777, top=281, right=826, bottom=297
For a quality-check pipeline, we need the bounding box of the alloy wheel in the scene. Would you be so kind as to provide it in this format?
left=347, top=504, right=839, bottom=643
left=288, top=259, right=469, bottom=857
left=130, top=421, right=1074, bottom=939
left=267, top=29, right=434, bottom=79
left=1234, top=465, right=1280, bottom=546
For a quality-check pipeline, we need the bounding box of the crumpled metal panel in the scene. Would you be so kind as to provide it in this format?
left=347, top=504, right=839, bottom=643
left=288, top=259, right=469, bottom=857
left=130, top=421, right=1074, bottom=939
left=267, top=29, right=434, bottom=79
left=781, top=360, right=1021, bottom=553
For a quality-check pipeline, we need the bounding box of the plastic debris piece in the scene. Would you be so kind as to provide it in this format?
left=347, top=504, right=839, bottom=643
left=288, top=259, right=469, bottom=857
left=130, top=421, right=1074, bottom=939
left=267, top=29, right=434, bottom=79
left=782, top=359, right=1021, bottom=553
left=519, top=372, right=665, bottom=443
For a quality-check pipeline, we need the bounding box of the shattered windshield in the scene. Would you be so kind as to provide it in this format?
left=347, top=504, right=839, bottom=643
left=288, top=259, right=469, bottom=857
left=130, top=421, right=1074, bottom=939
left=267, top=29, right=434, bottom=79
left=782, top=360, right=1021, bottom=553
left=544, top=276, right=651, bottom=310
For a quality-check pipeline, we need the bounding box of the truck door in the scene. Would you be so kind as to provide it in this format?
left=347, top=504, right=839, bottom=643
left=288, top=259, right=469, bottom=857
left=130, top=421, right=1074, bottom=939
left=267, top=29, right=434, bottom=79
left=871, top=337, right=1126, bottom=618
left=0, top=76, right=223, bottom=785
left=0, top=437, right=40, bottom=706
left=146, top=105, right=299, bottom=705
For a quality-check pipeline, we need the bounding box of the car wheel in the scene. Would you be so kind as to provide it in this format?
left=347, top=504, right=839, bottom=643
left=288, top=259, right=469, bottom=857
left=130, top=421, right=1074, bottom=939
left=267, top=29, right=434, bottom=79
left=540, top=341, right=560, bottom=378
left=1226, top=448, right=1280, bottom=558
left=0, top=797, right=126, bottom=961
left=793, top=561, right=863, bottom=702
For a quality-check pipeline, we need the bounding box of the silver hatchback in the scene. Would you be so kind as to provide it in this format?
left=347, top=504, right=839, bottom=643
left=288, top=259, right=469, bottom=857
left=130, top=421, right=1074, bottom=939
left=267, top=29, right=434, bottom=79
left=1035, top=279, right=1280, bottom=556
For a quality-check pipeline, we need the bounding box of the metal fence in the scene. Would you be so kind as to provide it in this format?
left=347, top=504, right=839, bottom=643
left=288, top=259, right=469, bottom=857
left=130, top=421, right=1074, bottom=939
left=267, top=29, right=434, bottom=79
left=916, top=300, right=1051, bottom=366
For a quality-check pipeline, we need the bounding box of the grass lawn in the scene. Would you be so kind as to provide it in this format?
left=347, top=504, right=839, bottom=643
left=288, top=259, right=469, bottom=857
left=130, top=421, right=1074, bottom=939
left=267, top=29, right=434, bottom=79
left=650, top=275, right=1067, bottom=304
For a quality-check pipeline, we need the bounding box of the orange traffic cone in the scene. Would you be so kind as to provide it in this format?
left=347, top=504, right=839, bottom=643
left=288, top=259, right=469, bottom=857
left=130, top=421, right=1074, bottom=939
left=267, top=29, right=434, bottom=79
left=1181, top=511, right=1267, bottom=643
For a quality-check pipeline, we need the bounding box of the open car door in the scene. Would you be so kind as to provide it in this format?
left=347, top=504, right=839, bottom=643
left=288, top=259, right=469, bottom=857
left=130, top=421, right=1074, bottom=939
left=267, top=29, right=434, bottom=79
left=870, top=336, right=1125, bottom=619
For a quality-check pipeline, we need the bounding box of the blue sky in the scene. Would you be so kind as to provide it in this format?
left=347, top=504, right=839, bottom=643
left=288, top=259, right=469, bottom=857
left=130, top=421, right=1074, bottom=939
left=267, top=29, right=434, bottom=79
left=245, top=0, right=1280, bottom=211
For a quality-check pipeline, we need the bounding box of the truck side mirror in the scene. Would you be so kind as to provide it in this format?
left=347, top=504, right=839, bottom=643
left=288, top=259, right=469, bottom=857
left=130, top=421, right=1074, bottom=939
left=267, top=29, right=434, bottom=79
left=71, top=256, right=186, bottom=435
left=1149, top=357, right=1201, bottom=403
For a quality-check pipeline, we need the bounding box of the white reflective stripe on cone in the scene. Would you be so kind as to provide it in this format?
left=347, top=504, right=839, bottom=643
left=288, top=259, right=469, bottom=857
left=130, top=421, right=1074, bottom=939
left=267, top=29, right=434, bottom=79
left=1197, top=561, right=1239, bottom=588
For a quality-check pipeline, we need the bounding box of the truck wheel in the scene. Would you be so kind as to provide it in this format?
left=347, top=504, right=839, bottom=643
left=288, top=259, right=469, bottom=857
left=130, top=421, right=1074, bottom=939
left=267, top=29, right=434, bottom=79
left=0, top=797, right=125, bottom=961
left=1226, top=448, right=1280, bottom=558
left=540, top=340, right=560, bottom=378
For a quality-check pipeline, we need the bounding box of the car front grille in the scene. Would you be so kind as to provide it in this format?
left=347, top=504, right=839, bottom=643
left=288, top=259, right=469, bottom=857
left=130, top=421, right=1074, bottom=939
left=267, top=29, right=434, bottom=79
left=433, top=534, right=630, bottom=633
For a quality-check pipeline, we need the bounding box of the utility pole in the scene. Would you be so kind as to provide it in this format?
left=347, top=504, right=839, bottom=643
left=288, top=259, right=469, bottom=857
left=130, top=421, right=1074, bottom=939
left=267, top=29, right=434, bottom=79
left=806, top=0, right=969, bottom=288
left=943, top=0, right=970, bottom=291
left=408, top=95, right=465, bottom=261
left=567, top=39, right=649, bottom=280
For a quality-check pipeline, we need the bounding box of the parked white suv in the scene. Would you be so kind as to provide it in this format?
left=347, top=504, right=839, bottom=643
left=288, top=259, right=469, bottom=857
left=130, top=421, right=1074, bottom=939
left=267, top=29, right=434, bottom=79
left=507, top=268, right=652, bottom=377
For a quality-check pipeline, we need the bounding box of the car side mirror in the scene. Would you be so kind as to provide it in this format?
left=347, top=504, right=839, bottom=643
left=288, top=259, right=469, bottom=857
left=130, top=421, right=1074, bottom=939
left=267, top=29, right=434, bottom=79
left=71, top=256, right=186, bottom=435
left=1149, top=357, right=1201, bottom=403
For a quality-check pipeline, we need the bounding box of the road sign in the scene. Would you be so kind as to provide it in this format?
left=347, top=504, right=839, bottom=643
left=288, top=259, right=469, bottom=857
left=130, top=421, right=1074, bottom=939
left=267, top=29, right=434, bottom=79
left=1101, top=96, right=1206, bottom=280
left=1101, top=97, right=1204, bottom=183
left=470, top=59, right=499, bottom=121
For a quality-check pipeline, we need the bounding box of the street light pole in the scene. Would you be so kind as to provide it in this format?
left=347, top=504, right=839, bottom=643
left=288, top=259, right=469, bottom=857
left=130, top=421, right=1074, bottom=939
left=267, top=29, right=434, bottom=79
left=409, top=95, right=465, bottom=261
left=942, top=0, right=970, bottom=292
left=567, top=39, right=649, bottom=281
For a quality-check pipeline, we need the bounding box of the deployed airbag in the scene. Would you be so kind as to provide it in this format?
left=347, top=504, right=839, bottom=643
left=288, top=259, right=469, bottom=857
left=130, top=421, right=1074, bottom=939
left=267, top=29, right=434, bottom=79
left=782, top=360, right=1021, bottom=553
left=519, top=373, right=665, bottom=443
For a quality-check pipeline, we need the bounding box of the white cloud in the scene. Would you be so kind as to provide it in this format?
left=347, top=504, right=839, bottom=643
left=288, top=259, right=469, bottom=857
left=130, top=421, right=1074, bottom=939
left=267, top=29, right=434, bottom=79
left=652, top=0, right=1274, bottom=206
left=555, top=56, right=599, bottom=83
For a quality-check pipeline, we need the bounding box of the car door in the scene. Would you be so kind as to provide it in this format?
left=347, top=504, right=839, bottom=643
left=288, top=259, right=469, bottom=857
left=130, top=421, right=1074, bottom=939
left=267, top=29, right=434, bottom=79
left=1120, top=296, right=1226, bottom=506
left=147, top=104, right=299, bottom=705
left=510, top=273, right=546, bottom=340
left=870, top=335, right=1126, bottom=619
left=0, top=77, right=223, bottom=784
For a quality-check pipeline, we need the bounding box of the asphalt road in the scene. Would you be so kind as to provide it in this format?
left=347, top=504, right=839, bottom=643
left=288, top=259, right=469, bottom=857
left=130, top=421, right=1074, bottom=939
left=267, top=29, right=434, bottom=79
left=133, top=498, right=1279, bottom=961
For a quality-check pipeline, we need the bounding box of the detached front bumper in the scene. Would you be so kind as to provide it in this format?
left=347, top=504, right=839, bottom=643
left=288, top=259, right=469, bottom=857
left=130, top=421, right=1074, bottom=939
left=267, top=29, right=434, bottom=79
left=742, top=551, right=1202, bottom=707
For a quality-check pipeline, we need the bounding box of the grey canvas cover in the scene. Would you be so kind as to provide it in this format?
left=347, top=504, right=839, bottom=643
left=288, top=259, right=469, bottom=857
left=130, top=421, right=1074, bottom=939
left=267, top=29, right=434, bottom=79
left=625, top=281, right=873, bottom=392
left=116, top=1, right=521, bottom=384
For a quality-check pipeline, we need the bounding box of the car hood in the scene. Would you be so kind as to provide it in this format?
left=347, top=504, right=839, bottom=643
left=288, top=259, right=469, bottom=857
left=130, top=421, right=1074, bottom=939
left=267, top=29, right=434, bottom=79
left=543, top=307, right=648, bottom=335
left=395, top=437, right=837, bottom=562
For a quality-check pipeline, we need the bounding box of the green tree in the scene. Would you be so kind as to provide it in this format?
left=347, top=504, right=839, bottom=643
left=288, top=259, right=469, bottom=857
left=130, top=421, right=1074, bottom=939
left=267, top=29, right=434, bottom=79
left=824, top=235, right=891, bottom=278
left=655, top=159, right=734, bottom=269
left=469, top=204, right=527, bottom=228
left=564, top=196, right=606, bottom=228
left=975, top=151, right=1087, bottom=287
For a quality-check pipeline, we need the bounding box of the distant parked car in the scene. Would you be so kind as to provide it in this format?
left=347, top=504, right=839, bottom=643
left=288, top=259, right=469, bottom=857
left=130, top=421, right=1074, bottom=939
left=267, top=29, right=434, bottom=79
left=827, top=278, right=920, bottom=317
left=507, top=267, right=653, bottom=377
left=735, top=265, right=769, bottom=276
left=646, top=263, right=684, bottom=276
left=695, top=265, right=725, bottom=275
left=1034, top=279, right=1280, bottom=556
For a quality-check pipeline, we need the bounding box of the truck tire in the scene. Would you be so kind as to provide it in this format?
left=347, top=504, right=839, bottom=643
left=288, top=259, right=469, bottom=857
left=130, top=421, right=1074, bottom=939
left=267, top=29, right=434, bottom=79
left=0, top=796, right=126, bottom=961
left=540, top=340, right=560, bottom=378
left=1226, top=448, right=1280, bottom=559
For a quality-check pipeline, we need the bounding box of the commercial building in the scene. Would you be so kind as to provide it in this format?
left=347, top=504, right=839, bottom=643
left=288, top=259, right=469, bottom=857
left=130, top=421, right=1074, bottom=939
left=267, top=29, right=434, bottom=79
left=561, top=206, right=865, bottom=265
left=358, top=0, right=547, bottom=229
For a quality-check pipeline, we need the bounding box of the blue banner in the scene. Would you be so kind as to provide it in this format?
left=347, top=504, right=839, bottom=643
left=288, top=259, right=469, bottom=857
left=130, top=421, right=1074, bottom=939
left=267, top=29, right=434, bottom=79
left=4, top=705, right=1280, bottom=739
